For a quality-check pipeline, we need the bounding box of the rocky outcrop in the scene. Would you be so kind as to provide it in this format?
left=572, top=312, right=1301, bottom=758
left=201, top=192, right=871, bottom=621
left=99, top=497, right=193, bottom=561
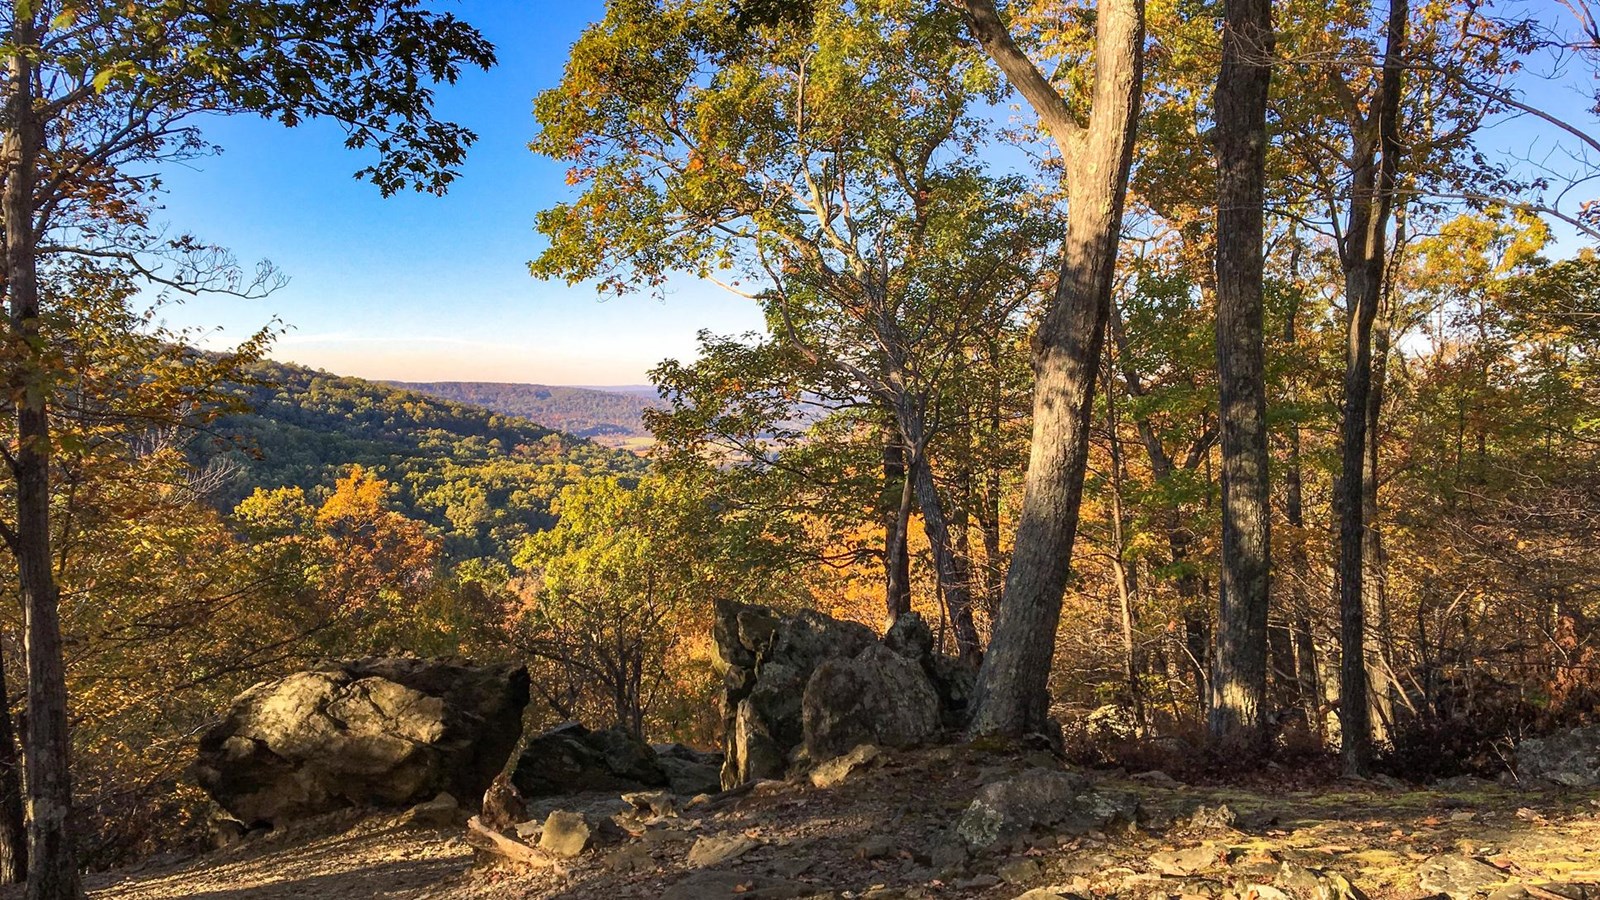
left=1516, top=725, right=1600, bottom=787
left=196, top=658, right=530, bottom=828
left=510, top=722, right=669, bottom=798
left=712, top=600, right=970, bottom=788
left=802, top=644, right=940, bottom=760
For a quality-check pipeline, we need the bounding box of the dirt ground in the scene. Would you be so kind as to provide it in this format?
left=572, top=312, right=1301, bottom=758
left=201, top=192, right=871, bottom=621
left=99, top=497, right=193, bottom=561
left=57, top=743, right=1600, bottom=900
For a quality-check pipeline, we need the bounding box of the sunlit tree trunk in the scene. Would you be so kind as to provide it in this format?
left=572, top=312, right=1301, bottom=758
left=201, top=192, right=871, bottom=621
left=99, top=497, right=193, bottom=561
left=1335, top=0, right=1408, bottom=776
left=1209, top=0, right=1274, bottom=755
left=882, top=431, right=913, bottom=623
left=963, top=0, right=1145, bottom=735
left=3, top=12, right=83, bottom=895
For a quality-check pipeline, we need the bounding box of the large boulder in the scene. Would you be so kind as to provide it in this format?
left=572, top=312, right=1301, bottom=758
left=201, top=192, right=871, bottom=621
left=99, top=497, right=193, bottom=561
left=196, top=658, right=529, bottom=828
left=510, top=722, right=669, bottom=798
left=712, top=599, right=877, bottom=787
left=1516, top=725, right=1600, bottom=787
left=802, top=643, right=941, bottom=760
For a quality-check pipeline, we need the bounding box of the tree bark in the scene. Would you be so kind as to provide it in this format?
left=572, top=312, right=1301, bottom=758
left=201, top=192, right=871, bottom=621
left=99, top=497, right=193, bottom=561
left=4, top=13, right=84, bottom=895
left=909, top=454, right=981, bottom=661
left=1208, top=0, right=1274, bottom=755
left=963, top=0, right=1145, bottom=735
left=0, top=648, right=26, bottom=884
left=1335, top=0, right=1408, bottom=777
left=883, top=434, right=913, bottom=624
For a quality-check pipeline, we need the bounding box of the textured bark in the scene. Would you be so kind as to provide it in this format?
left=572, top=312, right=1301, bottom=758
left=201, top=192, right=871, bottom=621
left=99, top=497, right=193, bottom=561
left=3, top=15, right=84, bottom=895
left=963, top=0, right=1144, bottom=735
left=1363, top=307, right=1395, bottom=742
left=883, top=435, right=913, bottom=624
left=909, top=456, right=981, bottom=661
left=1208, top=0, right=1274, bottom=754
left=0, top=651, right=26, bottom=884
left=1335, top=0, right=1408, bottom=776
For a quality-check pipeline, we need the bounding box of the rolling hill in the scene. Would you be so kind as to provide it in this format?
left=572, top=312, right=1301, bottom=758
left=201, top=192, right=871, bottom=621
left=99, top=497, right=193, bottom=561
left=385, top=381, right=664, bottom=448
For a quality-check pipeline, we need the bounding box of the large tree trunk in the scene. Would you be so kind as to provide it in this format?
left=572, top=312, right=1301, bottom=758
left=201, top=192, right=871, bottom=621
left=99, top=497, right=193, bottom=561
left=1363, top=304, right=1396, bottom=743
left=1208, top=0, right=1274, bottom=754
left=4, top=16, right=84, bottom=897
left=0, top=650, right=26, bottom=884
left=962, top=0, right=1145, bottom=736
left=1335, top=0, right=1408, bottom=777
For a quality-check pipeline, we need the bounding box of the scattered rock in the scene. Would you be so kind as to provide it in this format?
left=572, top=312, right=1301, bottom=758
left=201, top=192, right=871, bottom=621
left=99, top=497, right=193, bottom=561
left=537, top=810, right=594, bottom=858
left=1151, top=845, right=1229, bottom=876
left=604, top=844, right=656, bottom=873
left=855, top=834, right=896, bottom=860
left=399, top=792, right=461, bottom=828
left=1517, top=726, right=1600, bottom=787
left=1188, top=804, right=1240, bottom=831
left=930, top=841, right=970, bottom=874
left=687, top=833, right=761, bottom=868
left=464, top=815, right=550, bottom=868
left=998, top=857, right=1044, bottom=883
left=1132, top=770, right=1183, bottom=788
left=1278, top=860, right=1365, bottom=900
left=660, top=871, right=816, bottom=900
left=622, top=790, right=678, bottom=819
left=956, top=769, right=1139, bottom=851
left=810, top=743, right=882, bottom=789
left=195, top=658, right=530, bottom=828
left=510, top=722, right=667, bottom=798
left=1418, top=855, right=1508, bottom=899
left=803, top=644, right=941, bottom=760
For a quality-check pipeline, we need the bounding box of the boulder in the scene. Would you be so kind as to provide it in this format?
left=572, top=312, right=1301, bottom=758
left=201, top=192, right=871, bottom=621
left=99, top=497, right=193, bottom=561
left=509, top=722, right=667, bottom=798
left=955, top=769, right=1139, bottom=851
left=653, top=743, right=725, bottom=795
left=195, top=658, right=529, bottom=828
left=1516, top=725, right=1600, bottom=787
left=712, top=599, right=877, bottom=788
left=538, top=810, right=595, bottom=858
left=802, top=643, right=940, bottom=760
left=1418, top=855, right=1508, bottom=899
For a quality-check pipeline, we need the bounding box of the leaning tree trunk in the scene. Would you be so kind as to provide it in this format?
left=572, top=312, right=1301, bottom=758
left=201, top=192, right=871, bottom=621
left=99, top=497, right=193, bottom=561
left=962, top=0, right=1145, bottom=736
left=1208, top=0, right=1274, bottom=755
left=909, top=456, right=981, bottom=661
left=4, top=16, right=84, bottom=897
left=1335, top=0, right=1408, bottom=777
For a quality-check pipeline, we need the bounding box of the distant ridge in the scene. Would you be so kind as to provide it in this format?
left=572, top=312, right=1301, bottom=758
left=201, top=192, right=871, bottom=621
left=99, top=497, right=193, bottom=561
left=386, top=381, right=663, bottom=448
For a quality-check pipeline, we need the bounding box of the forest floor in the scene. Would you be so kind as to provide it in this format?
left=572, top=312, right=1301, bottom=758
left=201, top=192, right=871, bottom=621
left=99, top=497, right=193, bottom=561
left=65, top=742, right=1600, bottom=900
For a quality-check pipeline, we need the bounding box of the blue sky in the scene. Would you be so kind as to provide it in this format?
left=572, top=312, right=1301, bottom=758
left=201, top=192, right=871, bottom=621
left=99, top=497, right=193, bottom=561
left=155, top=0, right=765, bottom=386
left=151, top=0, right=1597, bottom=386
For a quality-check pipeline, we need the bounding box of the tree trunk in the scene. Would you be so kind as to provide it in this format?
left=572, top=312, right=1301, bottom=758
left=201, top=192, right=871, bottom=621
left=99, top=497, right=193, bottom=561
left=3, top=16, right=84, bottom=895
left=963, top=0, right=1145, bottom=735
left=1335, top=0, right=1408, bottom=776
left=909, top=455, right=981, bottom=661
left=883, top=434, right=913, bottom=624
left=0, top=648, right=26, bottom=884
left=1363, top=302, right=1395, bottom=743
left=1208, top=0, right=1274, bottom=755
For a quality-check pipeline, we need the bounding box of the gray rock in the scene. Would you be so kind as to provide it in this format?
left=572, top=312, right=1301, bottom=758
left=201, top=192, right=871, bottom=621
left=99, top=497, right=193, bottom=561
left=1151, top=845, right=1228, bottom=876
left=956, top=769, right=1139, bottom=850
left=1418, top=855, right=1508, bottom=900
left=1516, top=726, right=1600, bottom=787
left=653, top=743, right=725, bottom=795
left=538, top=810, right=593, bottom=857
left=810, top=743, right=882, bottom=789
left=195, top=658, right=529, bottom=828
left=687, top=833, right=761, bottom=868
left=802, top=643, right=940, bottom=760
left=604, top=844, right=656, bottom=873
left=1277, top=860, right=1366, bottom=900
left=510, top=722, right=667, bottom=798
left=998, top=857, right=1044, bottom=883
left=399, top=791, right=461, bottom=828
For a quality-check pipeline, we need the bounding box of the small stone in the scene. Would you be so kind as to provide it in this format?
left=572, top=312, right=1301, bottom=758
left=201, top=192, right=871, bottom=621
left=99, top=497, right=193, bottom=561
left=399, top=791, right=460, bottom=828
left=1418, top=855, right=1507, bottom=899
left=604, top=844, right=655, bottom=873
left=538, top=810, right=593, bottom=858
left=642, top=826, right=694, bottom=849
left=855, top=834, right=896, bottom=860
left=810, top=743, right=882, bottom=789
left=955, top=873, right=1002, bottom=890
left=512, top=819, right=542, bottom=841
left=1152, top=845, right=1229, bottom=876
left=687, top=833, right=760, bottom=868
left=622, top=790, right=679, bottom=818
left=1189, top=804, right=1239, bottom=831
left=998, top=858, right=1044, bottom=884
left=1131, top=770, right=1183, bottom=788
left=930, top=842, right=970, bottom=874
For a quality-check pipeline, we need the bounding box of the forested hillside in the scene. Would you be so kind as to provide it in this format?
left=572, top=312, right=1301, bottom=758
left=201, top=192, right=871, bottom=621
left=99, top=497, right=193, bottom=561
left=386, top=380, right=662, bottom=447
left=203, top=362, right=644, bottom=558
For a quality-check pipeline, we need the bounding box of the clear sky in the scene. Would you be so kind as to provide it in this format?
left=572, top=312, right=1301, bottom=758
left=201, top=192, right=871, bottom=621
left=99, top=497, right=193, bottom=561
left=154, top=0, right=766, bottom=387
left=151, top=0, right=1596, bottom=386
